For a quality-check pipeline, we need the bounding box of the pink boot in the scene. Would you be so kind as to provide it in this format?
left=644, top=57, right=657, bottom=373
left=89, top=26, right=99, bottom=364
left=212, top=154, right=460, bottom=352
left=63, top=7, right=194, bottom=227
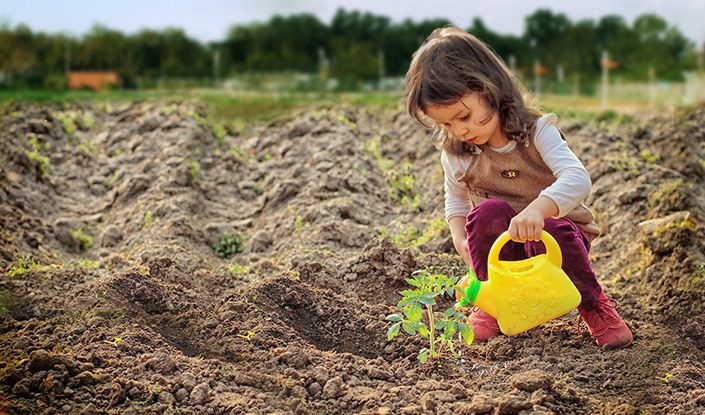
left=468, top=307, right=501, bottom=341
left=578, top=292, right=633, bottom=349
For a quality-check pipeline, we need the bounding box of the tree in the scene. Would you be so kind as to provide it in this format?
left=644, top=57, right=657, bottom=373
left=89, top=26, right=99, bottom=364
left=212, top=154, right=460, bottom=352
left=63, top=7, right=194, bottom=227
left=524, top=9, right=572, bottom=68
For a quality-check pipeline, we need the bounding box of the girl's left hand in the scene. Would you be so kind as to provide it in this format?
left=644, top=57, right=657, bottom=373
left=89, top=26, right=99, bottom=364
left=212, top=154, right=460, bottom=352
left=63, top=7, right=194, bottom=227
left=508, top=208, right=544, bottom=242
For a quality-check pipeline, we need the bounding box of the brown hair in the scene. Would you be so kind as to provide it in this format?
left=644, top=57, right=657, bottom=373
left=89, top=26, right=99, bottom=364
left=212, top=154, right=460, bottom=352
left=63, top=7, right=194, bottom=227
left=405, top=26, right=540, bottom=156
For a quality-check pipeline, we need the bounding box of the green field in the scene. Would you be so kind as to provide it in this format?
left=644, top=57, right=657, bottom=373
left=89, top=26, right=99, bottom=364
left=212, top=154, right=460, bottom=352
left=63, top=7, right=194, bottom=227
left=0, top=88, right=676, bottom=129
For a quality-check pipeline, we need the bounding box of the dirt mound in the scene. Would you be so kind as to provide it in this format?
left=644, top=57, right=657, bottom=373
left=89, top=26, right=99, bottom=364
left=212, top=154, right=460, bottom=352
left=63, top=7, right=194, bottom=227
left=567, top=108, right=705, bottom=347
left=1, top=101, right=705, bottom=414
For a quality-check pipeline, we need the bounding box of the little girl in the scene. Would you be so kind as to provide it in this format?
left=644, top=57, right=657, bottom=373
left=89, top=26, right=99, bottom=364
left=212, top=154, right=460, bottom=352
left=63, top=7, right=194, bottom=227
left=404, top=27, right=632, bottom=349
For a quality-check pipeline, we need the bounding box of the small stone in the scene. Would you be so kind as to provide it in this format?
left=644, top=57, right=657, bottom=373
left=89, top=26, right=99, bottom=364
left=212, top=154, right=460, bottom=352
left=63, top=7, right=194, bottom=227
left=420, top=394, right=437, bottom=412
left=322, top=376, right=343, bottom=399
left=190, top=382, right=210, bottom=405
left=530, top=389, right=548, bottom=405
left=280, top=348, right=310, bottom=369
left=28, top=349, right=60, bottom=371
left=181, top=372, right=197, bottom=392
left=367, top=366, right=393, bottom=381
left=450, top=383, right=468, bottom=399
left=62, top=405, right=72, bottom=412
left=510, top=369, right=553, bottom=392
left=307, top=382, right=322, bottom=396
left=158, top=391, right=176, bottom=405
left=12, top=379, right=30, bottom=397
left=175, top=388, right=189, bottom=402
left=290, top=385, right=308, bottom=399
left=637, top=211, right=692, bottom=235
left=498, top=394, right=532, bottom=415
left=310, top=367, right=329, bottom=385
left=462, top=393, right=494, bottom=414
left=420, top=390, right=455, bottom=412
left=146, top=353, right=177, bottom=374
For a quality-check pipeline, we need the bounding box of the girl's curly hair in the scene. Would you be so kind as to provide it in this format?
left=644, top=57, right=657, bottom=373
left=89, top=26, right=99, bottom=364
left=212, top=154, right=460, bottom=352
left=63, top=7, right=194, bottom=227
left=405, top=26, right=541, bottom=156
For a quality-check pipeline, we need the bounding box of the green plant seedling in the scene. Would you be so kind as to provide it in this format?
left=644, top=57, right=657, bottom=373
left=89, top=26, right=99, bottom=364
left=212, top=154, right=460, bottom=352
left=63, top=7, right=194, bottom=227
left=215, top=232, right=245, bottom=259
left=7, top=256, right=42, bottom=277
left=386, top=269, right=473, bottom=363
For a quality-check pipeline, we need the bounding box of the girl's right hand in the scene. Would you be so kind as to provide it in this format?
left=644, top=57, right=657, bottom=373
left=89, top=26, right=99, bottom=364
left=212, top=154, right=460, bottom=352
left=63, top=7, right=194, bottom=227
left=455, top=274, right=471, bottom=302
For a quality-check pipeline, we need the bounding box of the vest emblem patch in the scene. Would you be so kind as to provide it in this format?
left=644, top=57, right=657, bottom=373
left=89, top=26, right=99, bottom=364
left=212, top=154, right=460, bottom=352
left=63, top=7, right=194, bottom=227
left=501, top=170, right=519, bottom=179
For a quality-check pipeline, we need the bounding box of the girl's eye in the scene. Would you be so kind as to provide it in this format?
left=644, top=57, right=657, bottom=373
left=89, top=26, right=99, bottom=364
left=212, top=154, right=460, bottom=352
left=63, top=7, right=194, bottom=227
left=460, top=114, right=471, bottom=121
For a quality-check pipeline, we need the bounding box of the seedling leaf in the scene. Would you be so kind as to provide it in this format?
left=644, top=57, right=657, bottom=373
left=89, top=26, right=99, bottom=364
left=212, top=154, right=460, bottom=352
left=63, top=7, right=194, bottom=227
left=387, top=322, right=401, bottom=340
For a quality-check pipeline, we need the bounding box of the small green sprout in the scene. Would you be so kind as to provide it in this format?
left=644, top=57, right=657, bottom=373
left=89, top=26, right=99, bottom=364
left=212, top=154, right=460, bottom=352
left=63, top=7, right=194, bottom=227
left=215, top=232, right=245, bottom=258
left=656, top=373, right=674, bottom=382
left=386, top=269, right=473, bottom=363
left=103, top=337, right=123, bottom=346
left=75, top=258, right=99, bottom=270
left=26, top=135, right=50, bottom=178
left=7, top=256, right=42, bottom=277
left=225, top=262, right=249, bottom=274
left=294, top=216, right=305, bottom=233
left=639, top=149, right=660, bottom=163
left=70, top=228, right=94, bottom=251
left=187, top=160, right=200, bottom=182
left=54, top=111, right=77, bottom=136
left=236, top=331, right=255, bottom=341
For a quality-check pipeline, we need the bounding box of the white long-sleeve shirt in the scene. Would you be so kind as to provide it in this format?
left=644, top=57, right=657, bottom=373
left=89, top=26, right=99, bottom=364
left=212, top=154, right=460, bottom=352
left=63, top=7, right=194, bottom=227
left=442, top=114, right=591, bottom=222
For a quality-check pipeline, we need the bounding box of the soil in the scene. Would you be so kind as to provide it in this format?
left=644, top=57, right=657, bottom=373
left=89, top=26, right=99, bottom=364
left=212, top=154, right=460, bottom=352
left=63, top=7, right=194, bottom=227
left=1, top=100, right=704, bottom=414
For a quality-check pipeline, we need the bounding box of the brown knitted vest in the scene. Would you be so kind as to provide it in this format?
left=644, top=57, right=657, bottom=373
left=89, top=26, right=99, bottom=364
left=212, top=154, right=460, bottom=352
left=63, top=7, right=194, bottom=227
left=457, top=134, right=601, bottom=236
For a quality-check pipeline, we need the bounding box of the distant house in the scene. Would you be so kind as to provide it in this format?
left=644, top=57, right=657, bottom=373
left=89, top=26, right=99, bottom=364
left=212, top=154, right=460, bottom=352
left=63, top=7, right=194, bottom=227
left=68, top=71, right=120, bottom=90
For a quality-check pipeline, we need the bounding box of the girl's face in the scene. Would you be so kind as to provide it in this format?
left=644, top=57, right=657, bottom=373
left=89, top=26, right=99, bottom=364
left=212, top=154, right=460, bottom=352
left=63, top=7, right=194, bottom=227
left=425, top=92, right=507, bottom=148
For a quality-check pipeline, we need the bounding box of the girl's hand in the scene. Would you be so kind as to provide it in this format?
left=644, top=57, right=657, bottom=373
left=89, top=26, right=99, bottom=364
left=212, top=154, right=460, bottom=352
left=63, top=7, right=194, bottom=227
left=508, top=207, right=545, bottom=242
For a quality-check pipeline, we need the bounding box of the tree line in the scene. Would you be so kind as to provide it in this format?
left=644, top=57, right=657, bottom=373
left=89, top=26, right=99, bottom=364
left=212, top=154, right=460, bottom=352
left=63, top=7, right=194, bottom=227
left=0, top=8, right=700, bottom=90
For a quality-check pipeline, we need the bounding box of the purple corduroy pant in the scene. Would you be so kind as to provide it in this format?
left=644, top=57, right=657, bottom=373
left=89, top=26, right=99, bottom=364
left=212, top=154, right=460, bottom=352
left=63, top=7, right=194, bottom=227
left=464, top=199, right=603, bottom=305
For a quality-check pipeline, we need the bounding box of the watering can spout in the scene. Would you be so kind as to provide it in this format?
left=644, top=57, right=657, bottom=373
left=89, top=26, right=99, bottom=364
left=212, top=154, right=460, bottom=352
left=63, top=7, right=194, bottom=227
left=456, top=270, right=497, bottom=317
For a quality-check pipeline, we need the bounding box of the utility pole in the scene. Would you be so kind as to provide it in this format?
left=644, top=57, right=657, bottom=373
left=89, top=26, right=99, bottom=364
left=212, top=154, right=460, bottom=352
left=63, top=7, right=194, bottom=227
left=318, top=47, right=329, bottom=91
left=64, top=35, right=71, bottom=76
left=601, top=50, right=609, bottom=110
left=648, top=66, right=656, bottom=109
left=534, top=60, right=542, bottom=97
left=378, top=49, right=385, bottom=89
left=508, top=55, right=516, bottom=74
left=213, top=49, right=221, bottom=86
left=699, top=42, right=705, bottom=102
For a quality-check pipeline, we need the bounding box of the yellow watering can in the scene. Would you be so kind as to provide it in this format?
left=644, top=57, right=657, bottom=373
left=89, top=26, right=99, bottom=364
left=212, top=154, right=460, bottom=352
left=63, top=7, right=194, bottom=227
left=455, top=230, right=581, bottom=336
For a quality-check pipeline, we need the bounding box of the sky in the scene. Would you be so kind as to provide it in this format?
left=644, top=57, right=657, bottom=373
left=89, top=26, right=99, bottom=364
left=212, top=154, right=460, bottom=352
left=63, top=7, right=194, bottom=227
left=2, top=0, right=705, bottom=46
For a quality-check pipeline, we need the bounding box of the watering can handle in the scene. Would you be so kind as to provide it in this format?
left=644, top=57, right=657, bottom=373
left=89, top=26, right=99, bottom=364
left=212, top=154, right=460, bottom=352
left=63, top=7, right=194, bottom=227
left=487, top=230, right=563, bottom=270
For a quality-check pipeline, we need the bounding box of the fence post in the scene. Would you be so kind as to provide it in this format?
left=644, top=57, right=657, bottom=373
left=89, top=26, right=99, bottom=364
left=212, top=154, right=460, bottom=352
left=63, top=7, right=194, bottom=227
left=378, top=49, right=385, bottom=89
left=648, top=67, right=656, bottom=109
left=534, top=60, right=541, bottom=97
left=601, top=50, right=609, bottom=110
left=213, top=50, right=221, bottom=87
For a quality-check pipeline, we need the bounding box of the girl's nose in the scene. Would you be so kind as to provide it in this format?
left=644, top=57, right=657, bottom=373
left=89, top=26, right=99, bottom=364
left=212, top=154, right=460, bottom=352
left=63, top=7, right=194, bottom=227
left=453, top=125, right=469, bottom=138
